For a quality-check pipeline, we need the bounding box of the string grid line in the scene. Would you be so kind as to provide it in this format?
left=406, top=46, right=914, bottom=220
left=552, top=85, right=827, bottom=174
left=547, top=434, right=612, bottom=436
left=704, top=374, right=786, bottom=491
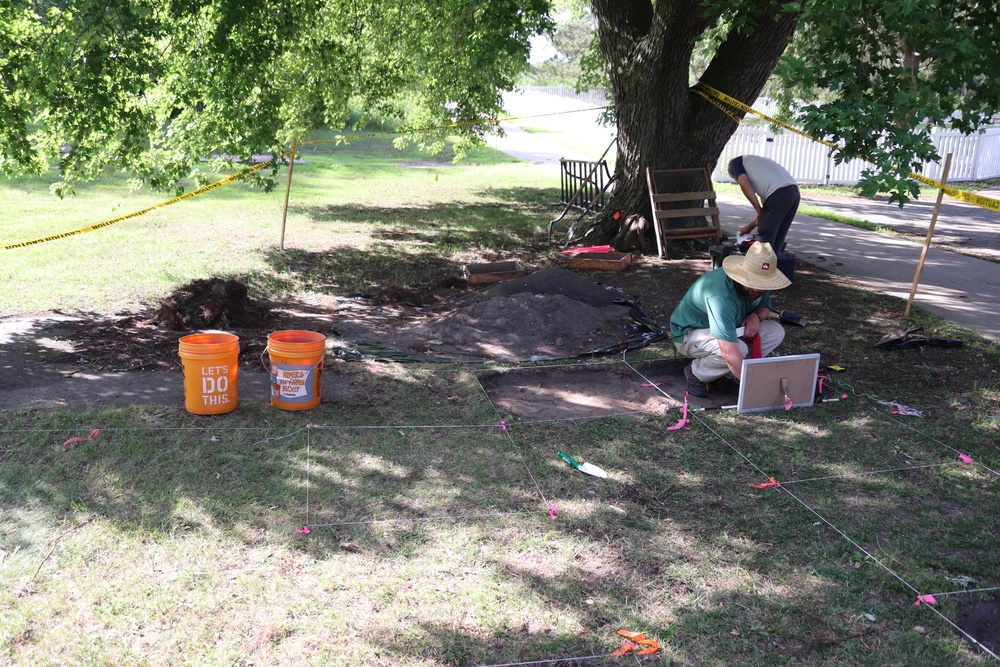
left=5, top=356, right=998, bottom=662
left=656, top=368, right=999, bottom=660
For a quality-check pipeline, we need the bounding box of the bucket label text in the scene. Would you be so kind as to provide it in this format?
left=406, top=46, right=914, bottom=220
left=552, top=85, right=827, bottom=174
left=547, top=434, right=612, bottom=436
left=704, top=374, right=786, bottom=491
left=201, top=367, right=232, bottom=406
left=273, top=365, right=313, bottom=399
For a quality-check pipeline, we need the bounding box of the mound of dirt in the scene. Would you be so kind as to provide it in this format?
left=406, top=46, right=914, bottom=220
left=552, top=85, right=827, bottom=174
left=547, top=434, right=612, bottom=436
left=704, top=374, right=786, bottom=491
left=155, top=278, right=274, bottom=331
left=333, top=268, right=652, bottom=361
left=418, top=292, right=624, bottom=358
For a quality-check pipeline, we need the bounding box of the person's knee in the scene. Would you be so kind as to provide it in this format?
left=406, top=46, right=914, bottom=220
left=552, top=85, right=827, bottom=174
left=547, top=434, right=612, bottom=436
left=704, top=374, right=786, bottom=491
left=760, top=321, right=785, bottom=355
left=768, top=321, right=785, bottom=345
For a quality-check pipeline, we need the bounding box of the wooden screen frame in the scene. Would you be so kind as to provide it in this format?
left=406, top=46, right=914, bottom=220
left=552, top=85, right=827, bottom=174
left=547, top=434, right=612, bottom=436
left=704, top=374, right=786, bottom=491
left=737, top=353, right=821, bottom=414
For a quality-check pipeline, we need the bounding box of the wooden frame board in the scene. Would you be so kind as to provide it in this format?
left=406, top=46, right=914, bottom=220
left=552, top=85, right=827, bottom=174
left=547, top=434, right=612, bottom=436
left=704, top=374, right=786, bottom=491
left=464, top=261, right=528, bottom=285
left=565, top=252, right=633, bottom=271
left=737, top=353, right=820, bottom=413
left=645, top=167, right=722, bottom=258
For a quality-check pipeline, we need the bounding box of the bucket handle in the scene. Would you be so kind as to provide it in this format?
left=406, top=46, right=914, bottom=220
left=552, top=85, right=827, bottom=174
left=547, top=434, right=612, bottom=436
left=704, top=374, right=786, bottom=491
left=261, top=349, right=324, bottom=373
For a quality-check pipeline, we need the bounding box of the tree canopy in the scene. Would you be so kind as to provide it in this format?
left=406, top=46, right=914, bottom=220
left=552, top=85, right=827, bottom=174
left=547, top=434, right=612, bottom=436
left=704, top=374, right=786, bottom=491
left=0, top=0, right=551, bottom=194
left=776, top=0, right=1000, bottom=201
left=2, top=0, right=998, bottom=219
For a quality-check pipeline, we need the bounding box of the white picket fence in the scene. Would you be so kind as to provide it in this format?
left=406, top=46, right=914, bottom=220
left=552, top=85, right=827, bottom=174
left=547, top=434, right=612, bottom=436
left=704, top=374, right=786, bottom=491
left=520, top=85, right=611, bottom=107
left=713, top=125, right=1000, bottom=184
left=517, top=86, right=1000, bottom=184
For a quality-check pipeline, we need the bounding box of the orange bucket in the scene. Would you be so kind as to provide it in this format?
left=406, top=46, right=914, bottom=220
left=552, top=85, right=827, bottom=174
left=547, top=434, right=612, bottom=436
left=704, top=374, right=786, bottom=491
left=178, top=332, right=240, bottom=415
left=267, top=330, right=326, bottom=410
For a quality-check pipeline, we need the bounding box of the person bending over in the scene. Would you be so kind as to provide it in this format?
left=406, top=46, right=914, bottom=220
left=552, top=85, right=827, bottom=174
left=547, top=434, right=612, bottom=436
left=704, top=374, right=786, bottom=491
left=728, top=155, right=800, bottom=253
left=670, top=242, right=791, bottom=398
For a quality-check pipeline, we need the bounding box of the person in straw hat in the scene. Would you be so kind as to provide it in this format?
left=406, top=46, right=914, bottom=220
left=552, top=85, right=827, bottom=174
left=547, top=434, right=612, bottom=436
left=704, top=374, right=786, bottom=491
left=669, top=241, right=792, bottom=398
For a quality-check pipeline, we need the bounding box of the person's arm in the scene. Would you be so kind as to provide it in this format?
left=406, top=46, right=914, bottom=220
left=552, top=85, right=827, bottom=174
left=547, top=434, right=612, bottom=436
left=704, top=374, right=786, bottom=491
left=735, top=174, right=762, bottom=235
left=718, top=339, right=746, bottom=379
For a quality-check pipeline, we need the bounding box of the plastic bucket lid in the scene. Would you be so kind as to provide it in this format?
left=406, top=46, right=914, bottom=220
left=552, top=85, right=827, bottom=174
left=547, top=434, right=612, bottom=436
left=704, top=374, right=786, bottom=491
left=267, top=330, right=326, bottom=355
left=179, top=332, right=240, bottom=356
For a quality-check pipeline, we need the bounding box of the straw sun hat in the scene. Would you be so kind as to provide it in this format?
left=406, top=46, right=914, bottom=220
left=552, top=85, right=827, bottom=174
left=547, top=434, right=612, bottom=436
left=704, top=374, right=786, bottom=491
left=722, top=241, right=791, bottom=290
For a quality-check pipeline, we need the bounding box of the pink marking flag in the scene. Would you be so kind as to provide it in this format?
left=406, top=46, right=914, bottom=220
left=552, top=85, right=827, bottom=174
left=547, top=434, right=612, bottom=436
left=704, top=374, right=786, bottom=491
left=64, top=428, right=100, bottom=446
left=666, top=399, right=690, bottom=431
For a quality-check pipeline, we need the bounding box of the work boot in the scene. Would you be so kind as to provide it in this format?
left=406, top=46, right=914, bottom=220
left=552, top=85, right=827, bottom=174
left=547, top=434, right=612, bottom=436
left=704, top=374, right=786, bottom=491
left=684, top=363, right=710, bottom=398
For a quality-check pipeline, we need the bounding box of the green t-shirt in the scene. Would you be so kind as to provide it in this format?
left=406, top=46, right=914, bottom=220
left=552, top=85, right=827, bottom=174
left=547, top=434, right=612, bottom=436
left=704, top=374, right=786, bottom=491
left=669, top=268, right=772, bottom=343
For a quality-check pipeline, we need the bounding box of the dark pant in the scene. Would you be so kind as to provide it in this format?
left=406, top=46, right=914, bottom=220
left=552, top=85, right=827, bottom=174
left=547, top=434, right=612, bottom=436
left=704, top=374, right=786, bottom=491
left=758, top=184, right=799, bottom=252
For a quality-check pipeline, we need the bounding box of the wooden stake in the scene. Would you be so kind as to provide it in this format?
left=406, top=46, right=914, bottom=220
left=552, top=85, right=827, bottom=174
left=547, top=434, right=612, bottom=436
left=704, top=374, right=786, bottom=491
left=905, top=152, right=952, bottom=318
left=279, top=137, right=298, bottom=251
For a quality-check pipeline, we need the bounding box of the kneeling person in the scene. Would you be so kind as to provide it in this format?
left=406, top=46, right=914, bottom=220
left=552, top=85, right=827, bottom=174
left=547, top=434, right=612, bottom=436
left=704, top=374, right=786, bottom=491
left=670, top=242, right=791, bottom=398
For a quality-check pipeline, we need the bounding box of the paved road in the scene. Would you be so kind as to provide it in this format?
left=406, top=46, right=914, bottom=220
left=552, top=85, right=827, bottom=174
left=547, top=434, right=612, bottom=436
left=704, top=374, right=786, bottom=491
left=716, top=195, right=1000, bottom=341
left=495, top=92, right=1000, bottom=341
left=798, top=189, right=1000, bottom=262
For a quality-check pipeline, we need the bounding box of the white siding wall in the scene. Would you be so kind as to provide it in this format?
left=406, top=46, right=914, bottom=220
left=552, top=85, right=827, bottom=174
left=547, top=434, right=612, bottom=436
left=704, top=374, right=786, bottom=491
left=712, top=126, right=1000, bottom=184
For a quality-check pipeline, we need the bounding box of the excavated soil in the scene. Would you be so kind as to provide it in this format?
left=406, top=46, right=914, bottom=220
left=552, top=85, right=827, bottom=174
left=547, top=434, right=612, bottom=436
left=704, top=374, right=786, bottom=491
left=331, top=268, right=656, bottom=362
left=2, top=250, right=984, bottom=419
left=954, top=597, right=1000, bottom=656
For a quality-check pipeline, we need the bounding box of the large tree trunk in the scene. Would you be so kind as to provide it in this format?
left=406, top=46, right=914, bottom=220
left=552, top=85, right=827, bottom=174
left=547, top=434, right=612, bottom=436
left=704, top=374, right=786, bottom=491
left=583, top=0, right=800, bottom=244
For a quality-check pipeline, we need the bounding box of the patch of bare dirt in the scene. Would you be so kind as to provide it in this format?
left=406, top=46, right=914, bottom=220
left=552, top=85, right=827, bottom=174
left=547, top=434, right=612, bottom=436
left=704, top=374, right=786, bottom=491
left=954, top=597, right=1000, bottom=655
left=371, top=276, right=467, bottom=307
left=15, top=247, right=995, bottom=419
left=475, top=359, right=693, bottom=421
left=332, top=268, right=661, bottom=362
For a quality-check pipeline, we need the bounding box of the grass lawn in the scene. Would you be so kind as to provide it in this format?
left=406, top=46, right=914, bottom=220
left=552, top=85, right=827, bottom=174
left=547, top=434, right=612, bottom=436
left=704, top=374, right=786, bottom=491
left=2, top=132, right=1000, bottom=666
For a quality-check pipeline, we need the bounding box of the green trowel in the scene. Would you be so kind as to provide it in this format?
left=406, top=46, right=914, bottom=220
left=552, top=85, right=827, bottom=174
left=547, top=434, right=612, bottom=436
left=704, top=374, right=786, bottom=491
left=557, top=451, right=609, bottom=478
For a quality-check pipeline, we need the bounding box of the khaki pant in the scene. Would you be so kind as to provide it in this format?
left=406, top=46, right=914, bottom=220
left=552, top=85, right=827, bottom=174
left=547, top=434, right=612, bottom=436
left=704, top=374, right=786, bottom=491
left=675, top=321, right=785, bottom=382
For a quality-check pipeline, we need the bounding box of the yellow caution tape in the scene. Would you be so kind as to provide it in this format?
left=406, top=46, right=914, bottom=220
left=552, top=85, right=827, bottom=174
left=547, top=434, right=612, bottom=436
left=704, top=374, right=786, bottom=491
left=908, top=172, right=1000, bottom=212
left=691, top=87, right=745, bottom=126
left=3, top=157, right=277, bottom=250
left=3, top=106, right=615, bottom=250
left=694, top=83, right=838, bottom=149
left=694, top=82, right=1000, bottom=213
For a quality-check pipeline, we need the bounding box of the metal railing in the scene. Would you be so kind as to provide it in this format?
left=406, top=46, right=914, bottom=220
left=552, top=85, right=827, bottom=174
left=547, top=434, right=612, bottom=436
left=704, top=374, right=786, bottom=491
left=559, top=158, right=613, bottom=212
left=548, top=157, right=616, bottom=245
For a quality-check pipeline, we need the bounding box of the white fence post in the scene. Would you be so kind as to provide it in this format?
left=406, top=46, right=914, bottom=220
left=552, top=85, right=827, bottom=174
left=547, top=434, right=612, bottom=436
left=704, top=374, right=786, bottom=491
left=971, top=132, right=984, bottom=181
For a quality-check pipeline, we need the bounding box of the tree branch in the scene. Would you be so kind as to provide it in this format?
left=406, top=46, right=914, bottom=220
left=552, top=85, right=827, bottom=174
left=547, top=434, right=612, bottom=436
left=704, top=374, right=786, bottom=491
left=591, top=0, right=653, bottom=46
left=698, top=5, right=801, bottom=112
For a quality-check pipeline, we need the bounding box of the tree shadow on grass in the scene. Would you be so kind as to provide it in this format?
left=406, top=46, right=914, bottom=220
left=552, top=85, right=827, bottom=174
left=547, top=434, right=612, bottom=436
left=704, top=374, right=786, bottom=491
left=361, top=412, right=997, bottom=665
left=239, top=186, right=562, bottom=297
left=2, top=335, right=997, bottom=664
left=0, top=380, right=996, bottom=665
left=262, top=246, right=464, bottom=295
left=292, top=187, right=557, bottom=241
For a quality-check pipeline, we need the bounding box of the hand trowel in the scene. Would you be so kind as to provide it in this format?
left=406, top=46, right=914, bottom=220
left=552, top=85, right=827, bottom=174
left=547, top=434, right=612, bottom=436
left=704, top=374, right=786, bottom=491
left=557, top=451, right=609, bottom=478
